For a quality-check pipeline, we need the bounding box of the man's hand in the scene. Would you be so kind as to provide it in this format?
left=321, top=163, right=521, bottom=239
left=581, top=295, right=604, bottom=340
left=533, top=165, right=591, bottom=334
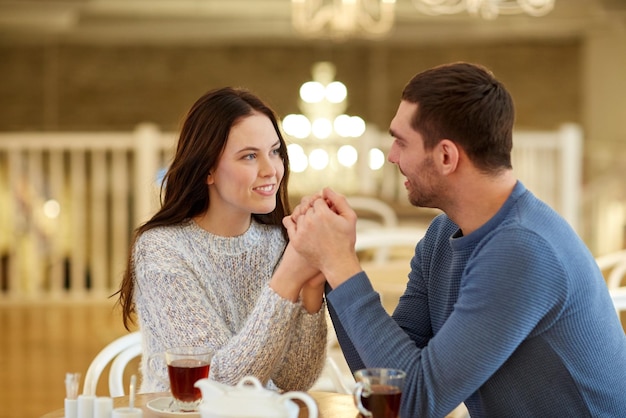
left=284, top=188, right=362, bottom=288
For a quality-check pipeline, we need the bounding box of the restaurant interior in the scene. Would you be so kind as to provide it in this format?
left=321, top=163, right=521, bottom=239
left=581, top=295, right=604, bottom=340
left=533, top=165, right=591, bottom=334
left=1, top=0, right=625, bottom=417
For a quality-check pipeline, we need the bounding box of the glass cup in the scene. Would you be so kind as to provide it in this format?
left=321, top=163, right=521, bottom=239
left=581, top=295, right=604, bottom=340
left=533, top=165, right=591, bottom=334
left=353, top=368, right=406, bottom=418
left=150, top=346, right=213, bottom=412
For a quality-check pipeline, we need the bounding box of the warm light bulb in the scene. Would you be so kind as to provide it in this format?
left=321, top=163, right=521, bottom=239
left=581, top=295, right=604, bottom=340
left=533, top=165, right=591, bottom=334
left=282, top=114, right=311, bottom=139
left=349, top=116, right=366, bottom=137
left=309, top=148, right=330, bottom=170
left=312, top=118, right=333, bottom=139
left=43, top=199, right=61, bottom=219
left=326, top=81, right=347, bottom=103
left=287, top=143, right=308, bottom=172
left=333, top=114, right=352, bottom=137
left=337, top=145, right=358, bottom=167
left=300, top=81, right=325, bottom=103
left=369, top=148, right=385, bottom=170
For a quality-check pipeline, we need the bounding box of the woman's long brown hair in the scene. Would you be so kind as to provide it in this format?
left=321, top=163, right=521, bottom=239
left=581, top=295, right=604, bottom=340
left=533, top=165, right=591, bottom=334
left=113, top=87, right=291, bottom=331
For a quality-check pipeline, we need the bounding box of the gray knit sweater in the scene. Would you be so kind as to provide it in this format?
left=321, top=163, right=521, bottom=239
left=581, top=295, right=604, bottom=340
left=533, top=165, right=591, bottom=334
left=132, top=219, right=327, bottom=394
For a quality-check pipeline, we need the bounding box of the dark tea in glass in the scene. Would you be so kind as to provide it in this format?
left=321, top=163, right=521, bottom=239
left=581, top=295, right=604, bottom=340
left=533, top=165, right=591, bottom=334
left=354, top=368, right=405, bottom=418
left=359, top=384, right=402, bottom=418
left=167, top=358, right=210, bottom=404
left=158, top=346, right=213, bottom=412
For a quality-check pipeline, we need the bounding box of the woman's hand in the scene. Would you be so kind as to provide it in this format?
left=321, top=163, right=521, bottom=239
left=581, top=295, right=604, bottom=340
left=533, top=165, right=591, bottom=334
left=283, top=188, right=362, bottom=288
left=269, top=242, right=321, bottom=302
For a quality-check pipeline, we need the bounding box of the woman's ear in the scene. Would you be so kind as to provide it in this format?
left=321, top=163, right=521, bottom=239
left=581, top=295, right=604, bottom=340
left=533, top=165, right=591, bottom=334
left=437, top=139, right=459, bottom=175
left=206, top=172, right=214, bottom=185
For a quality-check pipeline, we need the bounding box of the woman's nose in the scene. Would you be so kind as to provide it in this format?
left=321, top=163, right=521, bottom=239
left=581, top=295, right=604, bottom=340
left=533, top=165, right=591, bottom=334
left=259, top=156, right=278, bottom=177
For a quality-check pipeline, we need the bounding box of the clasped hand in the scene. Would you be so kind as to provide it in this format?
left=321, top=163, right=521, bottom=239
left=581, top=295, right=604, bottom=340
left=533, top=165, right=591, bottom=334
left=283, top=188, right=362, bottom=289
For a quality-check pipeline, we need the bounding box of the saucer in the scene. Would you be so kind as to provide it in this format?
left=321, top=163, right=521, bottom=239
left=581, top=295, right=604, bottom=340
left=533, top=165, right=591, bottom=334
left=146, top=397, right=201, bottom=417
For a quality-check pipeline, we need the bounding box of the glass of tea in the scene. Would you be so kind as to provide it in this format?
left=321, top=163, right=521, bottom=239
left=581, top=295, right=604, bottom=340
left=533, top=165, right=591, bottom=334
left=163, top=346, right=213, bottom=412
left=353, top=368, right=406, bottom=418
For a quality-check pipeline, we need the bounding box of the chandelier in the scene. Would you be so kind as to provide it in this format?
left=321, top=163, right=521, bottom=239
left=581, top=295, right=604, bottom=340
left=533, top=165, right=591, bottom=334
left=412, top=0, right=555, bottom=19
left=281, top=62, right=387, bottom=196
left=291, top=0, right=397, bottom=39
left=290, top=0, right=556, bottom=39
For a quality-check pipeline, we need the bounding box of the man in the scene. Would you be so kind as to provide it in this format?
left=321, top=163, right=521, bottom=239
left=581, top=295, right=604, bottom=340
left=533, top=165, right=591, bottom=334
left=284, top=62, right=626, bottom=417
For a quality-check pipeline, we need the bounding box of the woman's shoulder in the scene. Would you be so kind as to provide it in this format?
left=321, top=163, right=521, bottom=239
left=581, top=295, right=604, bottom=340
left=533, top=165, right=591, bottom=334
left=135, top=221, right=194, bottom=250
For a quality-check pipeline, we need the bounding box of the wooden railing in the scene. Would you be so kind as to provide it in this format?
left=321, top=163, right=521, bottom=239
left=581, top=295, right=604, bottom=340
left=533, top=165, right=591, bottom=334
left=511, top=123, right=583, bottom=233
left=1, top=122, right=609, bottom=299
left=583, top=175, right=626, bottom=257
left=0, top=124, right=176, bottom=299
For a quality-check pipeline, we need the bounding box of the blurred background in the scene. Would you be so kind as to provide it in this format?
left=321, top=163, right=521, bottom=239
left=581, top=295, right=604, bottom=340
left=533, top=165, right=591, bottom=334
left=0, top=0, right=625, bottom=416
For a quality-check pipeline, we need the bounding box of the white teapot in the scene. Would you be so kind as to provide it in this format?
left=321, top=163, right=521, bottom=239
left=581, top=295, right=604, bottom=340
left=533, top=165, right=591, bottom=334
left=194, top=375, right=318, bottom=418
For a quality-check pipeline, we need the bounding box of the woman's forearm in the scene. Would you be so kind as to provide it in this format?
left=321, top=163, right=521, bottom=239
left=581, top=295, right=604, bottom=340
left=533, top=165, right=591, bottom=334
left=301, top=283, right=325, bottom=313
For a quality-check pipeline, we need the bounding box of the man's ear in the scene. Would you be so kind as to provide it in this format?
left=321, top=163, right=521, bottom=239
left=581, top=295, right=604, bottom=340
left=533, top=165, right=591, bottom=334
left=437, top=139, right=459, bottom=175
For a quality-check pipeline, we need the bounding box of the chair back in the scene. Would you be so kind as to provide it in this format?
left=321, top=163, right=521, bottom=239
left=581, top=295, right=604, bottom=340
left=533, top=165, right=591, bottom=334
left=310, top=356, right=354, bottom=395
left=347, top=196, right=398, bottom=231
left=596, top=250, right=626, bottom=322
left=595, top=249, right=626, bottom=289
left=83, top=331, right=142, bottom=397
left=610, top=287, right=626, bottom=312
left=355, top=226, right=424, bottom=265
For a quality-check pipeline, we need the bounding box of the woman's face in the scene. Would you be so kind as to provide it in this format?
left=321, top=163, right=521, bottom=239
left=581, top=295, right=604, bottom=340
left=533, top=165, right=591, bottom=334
left=206, top=111, right=284, bottom=221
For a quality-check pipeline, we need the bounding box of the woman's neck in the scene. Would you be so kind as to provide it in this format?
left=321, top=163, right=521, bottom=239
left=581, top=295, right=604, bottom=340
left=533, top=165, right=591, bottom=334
left=193, top=209, right=252, bottom=237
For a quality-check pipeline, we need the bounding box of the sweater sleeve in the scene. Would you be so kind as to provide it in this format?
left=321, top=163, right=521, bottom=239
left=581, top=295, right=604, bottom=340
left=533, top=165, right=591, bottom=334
left=270, top=300, right=328, bottom=390
left=134, top=234, right=303, bottom=392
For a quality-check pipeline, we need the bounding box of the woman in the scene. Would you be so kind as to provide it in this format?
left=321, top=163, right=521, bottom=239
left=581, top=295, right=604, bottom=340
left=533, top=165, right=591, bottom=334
left=116, top=87, right=327, bottom=393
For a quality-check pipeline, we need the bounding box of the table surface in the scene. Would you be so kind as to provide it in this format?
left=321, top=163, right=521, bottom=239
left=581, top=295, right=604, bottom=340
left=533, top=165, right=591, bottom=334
left=40, top=391, right=359, bottom=418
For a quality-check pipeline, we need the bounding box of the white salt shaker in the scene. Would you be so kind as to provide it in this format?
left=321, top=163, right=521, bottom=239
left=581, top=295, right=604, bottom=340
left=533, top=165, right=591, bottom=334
left=94, top=397, right=114, bottom=418
left=77, top=394, right=96, bottom=418
left=64, top=398, right=77, bottom=418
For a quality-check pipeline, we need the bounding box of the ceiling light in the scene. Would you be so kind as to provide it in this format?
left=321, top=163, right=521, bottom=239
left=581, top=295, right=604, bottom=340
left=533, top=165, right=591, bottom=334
left=412, top=0, right=555, bottom=19
left=291, top=0, right=396, bottom=39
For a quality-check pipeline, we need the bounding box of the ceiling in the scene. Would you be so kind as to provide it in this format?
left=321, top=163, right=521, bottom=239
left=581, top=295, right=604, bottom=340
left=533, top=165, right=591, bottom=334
left=0, top=0, right=624, bottom=45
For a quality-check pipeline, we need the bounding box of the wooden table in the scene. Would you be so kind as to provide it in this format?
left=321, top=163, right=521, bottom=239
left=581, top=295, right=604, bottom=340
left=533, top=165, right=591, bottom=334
left=40, top=391, right=358, bottom=418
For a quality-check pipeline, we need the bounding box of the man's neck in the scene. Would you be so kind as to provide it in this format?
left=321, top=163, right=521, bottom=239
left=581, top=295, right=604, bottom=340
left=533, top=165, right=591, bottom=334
left=446, top=170, right=517, bottom=236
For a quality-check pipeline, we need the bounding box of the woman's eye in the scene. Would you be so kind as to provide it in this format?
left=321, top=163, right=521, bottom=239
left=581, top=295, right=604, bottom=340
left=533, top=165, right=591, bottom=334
left=271, top=148, right=281, bottom=156
left=244, top=153, right=256, bottom=160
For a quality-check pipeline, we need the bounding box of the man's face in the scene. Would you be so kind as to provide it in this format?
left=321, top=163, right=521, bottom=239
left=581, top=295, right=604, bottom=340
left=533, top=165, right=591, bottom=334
left=388, top=100, right=441, bottom=209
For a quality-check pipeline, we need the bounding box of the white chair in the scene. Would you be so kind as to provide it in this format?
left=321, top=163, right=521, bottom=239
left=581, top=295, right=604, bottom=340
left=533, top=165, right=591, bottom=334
left=83, top=331, right=142, bottom=397
left=355, top=226, right=425, bottom=265
left=347, top=196, right=398, bottom=232
left=347, top=195, right=400, bottom=270
left=610, top=287, right=626, bottom=312
left=355, top=226, right=426, bottom=312
left=595, top=250, right=626, bottom=320
left=355, top=227, right=424, bottom=252
left=310, top=355, right=353, bottom=394
left=595, top=249, right=626, bottom=289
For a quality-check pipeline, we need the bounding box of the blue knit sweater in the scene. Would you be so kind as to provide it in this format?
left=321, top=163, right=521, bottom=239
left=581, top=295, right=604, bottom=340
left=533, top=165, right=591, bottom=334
left=327, top=182, right=626, bottom=417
